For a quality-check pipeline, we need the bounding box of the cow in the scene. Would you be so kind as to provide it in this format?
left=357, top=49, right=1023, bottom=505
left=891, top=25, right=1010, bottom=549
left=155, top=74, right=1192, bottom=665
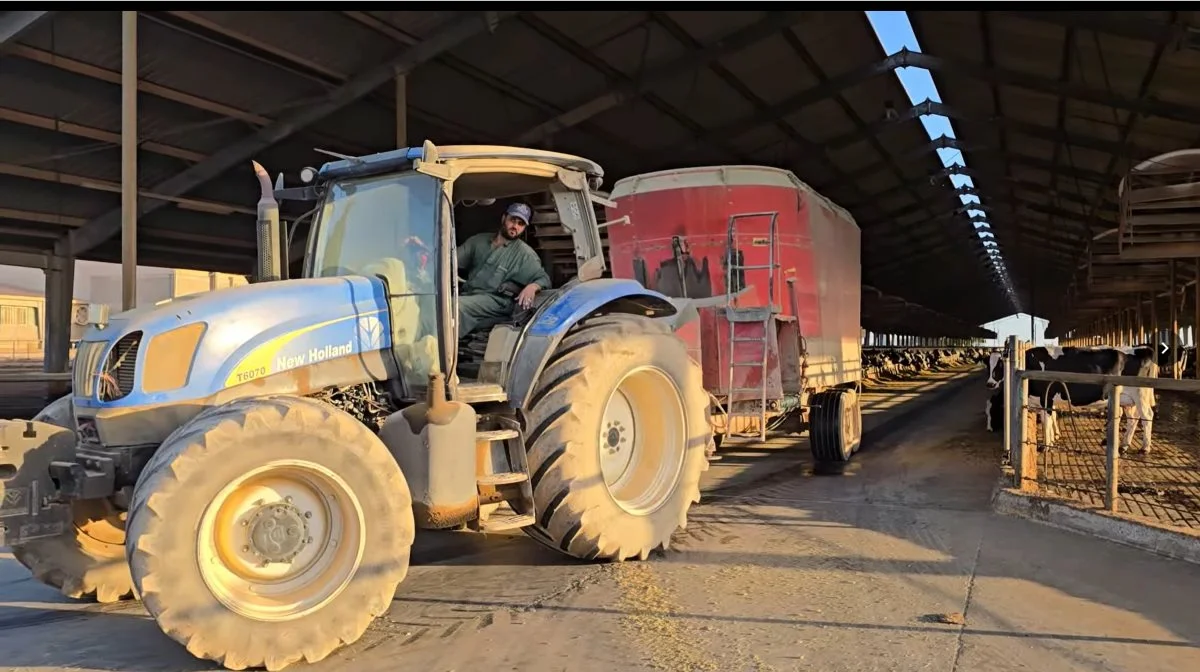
left=984, top=388, right=1004, bottom=433
left=1136, top=342, right=1191, bottom=379
left=986, top=345, right=1158, bottom=454
left=863, top=346, right=991, bottom=380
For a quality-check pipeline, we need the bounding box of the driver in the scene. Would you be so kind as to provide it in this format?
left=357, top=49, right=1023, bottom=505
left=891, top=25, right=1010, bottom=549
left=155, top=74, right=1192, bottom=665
left=456, top=202, right=551, bottom=335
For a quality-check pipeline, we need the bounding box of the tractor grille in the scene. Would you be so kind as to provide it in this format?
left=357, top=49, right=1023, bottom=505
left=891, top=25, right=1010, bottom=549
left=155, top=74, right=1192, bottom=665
left=97, top=332, right=142, bottom=401
left=72, top=340, right=108, bottom=396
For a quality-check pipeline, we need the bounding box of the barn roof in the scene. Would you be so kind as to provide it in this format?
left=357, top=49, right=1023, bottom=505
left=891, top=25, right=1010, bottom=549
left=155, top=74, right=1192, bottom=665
left=3, top=11, right=1185, bottom=338
left=908, top=10, right=1200, bottom=338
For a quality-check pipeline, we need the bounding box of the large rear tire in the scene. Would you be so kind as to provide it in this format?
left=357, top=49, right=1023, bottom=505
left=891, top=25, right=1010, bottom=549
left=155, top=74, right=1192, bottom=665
left=523, top=314, right=712, bottom=561
left=125, top=396, right=414, bottom=671
left=809, top=388, right=862, bottom=463
left=10, top=395, right=135, bottom=603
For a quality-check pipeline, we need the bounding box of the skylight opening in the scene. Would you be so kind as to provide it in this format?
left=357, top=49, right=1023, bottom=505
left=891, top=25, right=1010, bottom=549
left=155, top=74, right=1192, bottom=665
left=865, top=11, right=1018, bottom=308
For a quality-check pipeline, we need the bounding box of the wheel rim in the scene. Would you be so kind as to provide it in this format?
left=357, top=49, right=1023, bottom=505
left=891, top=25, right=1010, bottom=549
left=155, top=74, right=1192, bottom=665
left=842, top=395, right=854, bottom=450
left=197, top=459, right=365, bottom=622
left=73, top=498, right=126, bottom=556
left=598, top=366, right=687, bottom=515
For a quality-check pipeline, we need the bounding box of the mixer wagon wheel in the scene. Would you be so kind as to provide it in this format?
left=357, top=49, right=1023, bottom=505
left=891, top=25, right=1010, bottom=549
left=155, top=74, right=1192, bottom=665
left=9, top=395, right=135, bottom=603
left=809, top=388, right=862, bottom=464
left=522, top=313, right=712, bottom=561
left=124, top=396, right=414, bottom=671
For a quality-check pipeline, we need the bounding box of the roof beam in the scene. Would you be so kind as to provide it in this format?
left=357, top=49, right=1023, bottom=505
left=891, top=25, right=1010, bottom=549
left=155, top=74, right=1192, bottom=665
left=63, top=11, right=511, bottom=256
left=0, top=11, right=52, bottom=49
left=0, top=106, right=206, bottom=163
left=1060, top=14, right=1180, bottom=326
left=514, top=11, right=804, bottom=145
left=0, top=205, right=254, bottom=250
left=1001, top=11, right=1187, bottom=47
left=833, top=135, right=1113, bottom=193
left=850, top=164, right=1111, bottom=221
left=342, top=11, right=645, bottom=166
left=816, top=101, right=1152, bottom=188
left=722, top=47, right=1200, bottom=161
left=899, top=48, right=1200, bottom=130
left=0, top=248, right=56, bottom=269
left=781, top=24, right=946, bottom=256
left=0, top=162, right=254, bottom=216
left=662, top=50, right=911, bottom=155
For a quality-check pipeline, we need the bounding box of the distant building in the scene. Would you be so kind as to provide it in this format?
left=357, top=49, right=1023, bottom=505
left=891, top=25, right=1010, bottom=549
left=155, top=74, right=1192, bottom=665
left=87, top=268, right=249, bottom=310
left=0, top=283, right=88, bottom=362
left=0, top=265, right=248, bottom=362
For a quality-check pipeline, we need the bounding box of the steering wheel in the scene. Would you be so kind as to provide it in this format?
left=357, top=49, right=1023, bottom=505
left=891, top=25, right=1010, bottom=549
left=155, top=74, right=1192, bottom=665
left=402, top=236, right=432, bottom=278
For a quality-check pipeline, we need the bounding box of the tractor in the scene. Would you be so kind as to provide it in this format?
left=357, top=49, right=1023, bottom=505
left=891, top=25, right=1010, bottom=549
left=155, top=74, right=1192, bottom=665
left=0, top=142, right=713, bottom=670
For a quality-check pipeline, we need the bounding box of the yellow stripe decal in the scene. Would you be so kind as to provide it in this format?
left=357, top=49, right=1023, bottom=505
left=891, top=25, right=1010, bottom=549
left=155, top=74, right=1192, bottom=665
left=223, top=312, right=374, bottom=388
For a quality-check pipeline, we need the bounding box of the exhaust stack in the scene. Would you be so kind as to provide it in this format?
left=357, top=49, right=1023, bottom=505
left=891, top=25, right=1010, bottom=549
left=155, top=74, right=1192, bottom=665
left=252, top=161, right=283, bottom=283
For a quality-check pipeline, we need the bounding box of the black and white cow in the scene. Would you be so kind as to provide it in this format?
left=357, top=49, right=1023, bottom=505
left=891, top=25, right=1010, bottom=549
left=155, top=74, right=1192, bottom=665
left=1136, top=342, right=1191, bottom=379
left=984, top=388, right=1004, bottom=433
left=985, top=345, right=1158, bottom=453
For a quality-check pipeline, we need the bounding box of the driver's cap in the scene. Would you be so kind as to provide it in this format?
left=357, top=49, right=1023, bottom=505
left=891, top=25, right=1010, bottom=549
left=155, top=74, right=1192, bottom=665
left=505, top=202, right=532, bottom=225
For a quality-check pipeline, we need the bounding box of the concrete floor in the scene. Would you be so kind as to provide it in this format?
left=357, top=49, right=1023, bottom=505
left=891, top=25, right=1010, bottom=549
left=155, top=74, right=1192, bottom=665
left=3, top=371, right=1198, bottom=671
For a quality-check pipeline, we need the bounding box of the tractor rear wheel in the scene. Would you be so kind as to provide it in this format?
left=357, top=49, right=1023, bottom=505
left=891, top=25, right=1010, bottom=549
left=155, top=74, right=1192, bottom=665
left=523, top=314, right=712, bottom=561
left=10, top=395, right=135, bottom=603
left=809, top=388, right=862, bottom=463
left=124, top=396, right=414, bottom=671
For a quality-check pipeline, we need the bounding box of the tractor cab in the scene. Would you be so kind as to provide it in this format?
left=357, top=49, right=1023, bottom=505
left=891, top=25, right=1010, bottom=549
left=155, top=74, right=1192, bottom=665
left=284, top=141, right=611, bottom=401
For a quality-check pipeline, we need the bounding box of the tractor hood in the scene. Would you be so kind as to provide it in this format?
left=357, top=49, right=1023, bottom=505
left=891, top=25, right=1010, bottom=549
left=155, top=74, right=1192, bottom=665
left=74, top=276, right=393, bottom=408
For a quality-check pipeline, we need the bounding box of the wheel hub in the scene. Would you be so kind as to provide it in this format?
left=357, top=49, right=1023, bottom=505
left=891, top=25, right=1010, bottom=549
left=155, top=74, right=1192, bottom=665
left=598, top=366, right=687, bottom=516
left=605, top=422, right=625, bottom=452
left=246, top=501, right=310, bottom=564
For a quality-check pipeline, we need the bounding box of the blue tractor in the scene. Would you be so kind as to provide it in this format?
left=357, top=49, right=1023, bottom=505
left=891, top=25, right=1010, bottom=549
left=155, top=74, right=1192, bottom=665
left=0, top=142, right=713, bottom=670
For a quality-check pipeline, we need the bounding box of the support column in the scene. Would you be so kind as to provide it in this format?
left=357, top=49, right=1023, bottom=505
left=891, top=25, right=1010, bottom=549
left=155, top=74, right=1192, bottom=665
left=121, top=10, right=138, bottom=311
left=1170, top=260, right=1180, bottom=378
left=1136, top=294, right=1145, bottom=344
left=395, top=70, right=407, bottom=147
left=44, top=256, right=75, bottom=374
left=1195, top=259, right=1200, bottom=354
left=1150, top=294, right=1159, bottom=348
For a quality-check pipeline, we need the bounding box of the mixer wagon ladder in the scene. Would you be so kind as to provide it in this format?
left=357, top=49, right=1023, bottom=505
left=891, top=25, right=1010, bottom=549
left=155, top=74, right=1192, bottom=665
left=724, top=211, right=779, bottom=442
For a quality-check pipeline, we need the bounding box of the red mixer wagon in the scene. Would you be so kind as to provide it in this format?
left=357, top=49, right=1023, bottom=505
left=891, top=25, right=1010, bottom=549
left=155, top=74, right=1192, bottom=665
left=605, top=165, right=863, bottom=464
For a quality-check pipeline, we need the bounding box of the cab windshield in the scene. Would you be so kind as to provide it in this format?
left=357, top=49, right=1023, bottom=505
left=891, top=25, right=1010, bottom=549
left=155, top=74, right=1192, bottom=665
left=306, top=170, right=440, bottom=286
left=305, top=170, right=442, bottom=394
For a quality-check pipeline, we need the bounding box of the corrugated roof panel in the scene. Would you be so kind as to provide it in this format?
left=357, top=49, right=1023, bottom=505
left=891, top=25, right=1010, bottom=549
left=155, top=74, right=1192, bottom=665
left=362, top=12, right=459, bottom=42
left=136, top=17, right=332, bottom=123
left=531, top=12, right=649, bottom=51
left=719, top=34, right=818, bottom=107
left=173, top=11, right=398, bottom=80
left=650, top=68, right=758, bottom=131
left=661, top=11, right=769, bottom=45
left=0, top=174, right=117, bottom=218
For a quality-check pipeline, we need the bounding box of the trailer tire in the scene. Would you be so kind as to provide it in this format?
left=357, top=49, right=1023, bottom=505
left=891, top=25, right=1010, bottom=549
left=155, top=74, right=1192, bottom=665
left=125, top=396, right=414, bottom=671
left=9, top=395, right=135, bottom=603
left=522, top=314, right=712, bottom=561
left=809, top=388, right=861, bottom=464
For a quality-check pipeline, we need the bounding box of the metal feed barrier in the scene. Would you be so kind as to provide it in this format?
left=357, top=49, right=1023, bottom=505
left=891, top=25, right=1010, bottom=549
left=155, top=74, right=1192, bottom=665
left=1002, top=335, right=1200, bottom=530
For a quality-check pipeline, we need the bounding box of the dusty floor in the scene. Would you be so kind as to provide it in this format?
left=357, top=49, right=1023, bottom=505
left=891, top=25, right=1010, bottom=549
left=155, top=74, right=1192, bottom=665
left=3, top=380, right=1200, bottom=671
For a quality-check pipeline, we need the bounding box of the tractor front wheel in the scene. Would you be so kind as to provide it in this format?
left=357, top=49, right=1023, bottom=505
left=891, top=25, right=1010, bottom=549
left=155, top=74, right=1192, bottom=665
left=523, top=314, right=712, bottom=561
left=124, top=396, right=414, bottom=671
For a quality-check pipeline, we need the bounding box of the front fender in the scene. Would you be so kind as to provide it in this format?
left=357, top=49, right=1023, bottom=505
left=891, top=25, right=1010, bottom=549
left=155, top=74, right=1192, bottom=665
left=506, top=279, right=676, bottom=409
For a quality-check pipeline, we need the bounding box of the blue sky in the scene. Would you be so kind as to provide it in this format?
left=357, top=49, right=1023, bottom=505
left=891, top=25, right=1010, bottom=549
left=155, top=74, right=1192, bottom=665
left=864, top=11, right=1018, bottom=316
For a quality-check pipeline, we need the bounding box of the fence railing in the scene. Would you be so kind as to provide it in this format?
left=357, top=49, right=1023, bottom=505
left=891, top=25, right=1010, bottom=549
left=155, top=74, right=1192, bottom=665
left=1002, top=335, right=1200, bottom=529
left=0, top=340, right=44, bottom=361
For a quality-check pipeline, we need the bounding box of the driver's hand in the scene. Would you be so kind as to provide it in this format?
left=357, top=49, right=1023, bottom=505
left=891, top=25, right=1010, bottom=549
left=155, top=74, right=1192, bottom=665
left=516, top=283, right=539, bottom=310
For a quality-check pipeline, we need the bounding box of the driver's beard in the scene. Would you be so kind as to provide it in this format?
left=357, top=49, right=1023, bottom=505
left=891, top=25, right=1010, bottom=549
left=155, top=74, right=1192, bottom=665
left=500, top=227, right=521, bottom=241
